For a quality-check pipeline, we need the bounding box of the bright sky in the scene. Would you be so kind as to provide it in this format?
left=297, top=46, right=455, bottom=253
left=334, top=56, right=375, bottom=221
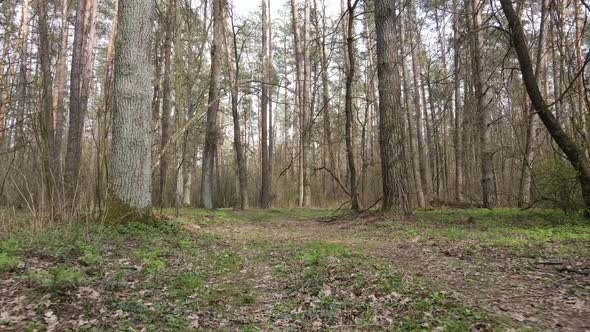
left=232, top=0, right=340, bottom=17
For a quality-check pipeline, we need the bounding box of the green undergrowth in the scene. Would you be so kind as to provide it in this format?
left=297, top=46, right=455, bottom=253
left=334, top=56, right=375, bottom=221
left=389, top=208, right=590, bottom=257
left=265, top=240, right=518, bottom=331
left=0, top=220, right=254, bottom=330
left=161, top=207, right=337, bottom=225
left=1, top=210, right=528, bottom=331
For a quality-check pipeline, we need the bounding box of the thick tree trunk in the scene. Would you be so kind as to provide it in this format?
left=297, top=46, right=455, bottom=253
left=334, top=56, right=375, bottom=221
left=106, top=0, right=155, bottom=223
left=200, top=0, right=224, bottom=209
left=501, top=0, right=590, bottom=217
left=375, top=0, right=411, bottom=214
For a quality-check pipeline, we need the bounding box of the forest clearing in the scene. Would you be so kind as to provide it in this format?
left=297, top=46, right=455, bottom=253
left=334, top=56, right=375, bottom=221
left=2, top=0, right=590, bottom=329
left=1, top=208, right=589, bottom=331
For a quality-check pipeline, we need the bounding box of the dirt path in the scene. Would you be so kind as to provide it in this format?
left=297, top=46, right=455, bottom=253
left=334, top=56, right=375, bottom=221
left=207, top=219, right=590, bottom=331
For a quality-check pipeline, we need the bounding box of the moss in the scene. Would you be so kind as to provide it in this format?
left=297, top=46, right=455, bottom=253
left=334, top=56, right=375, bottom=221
left=103, top=194, right=153, bottom=225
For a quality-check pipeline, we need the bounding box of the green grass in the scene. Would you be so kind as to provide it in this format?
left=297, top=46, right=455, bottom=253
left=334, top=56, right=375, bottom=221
left=2, top=208, right=566, bottom=330
left=391, top=208, right=590, bottom=257
left=160, top=207, right=338, bottom=224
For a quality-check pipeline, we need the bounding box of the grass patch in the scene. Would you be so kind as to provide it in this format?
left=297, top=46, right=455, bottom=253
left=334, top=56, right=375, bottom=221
left=389, top=209, right=590, bottom=257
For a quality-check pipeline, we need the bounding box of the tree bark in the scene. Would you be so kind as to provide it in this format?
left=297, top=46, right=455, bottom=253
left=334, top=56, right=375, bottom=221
left=470, top=0, right=496, bottom=208
left=260, top=0, right=271, bottom=208
left=106, top=0, right=155, bottom=223
left=64, top=0, right=97, bottom=208
left=200, top=0, right=224, bottom=209
left=225, top=8, right=248, bottom=209
left=37, top=0, right=56, bottom=215
left=159, top=0, right=175, bottom=208
left=375, top=0, right=411, bottom=214
left=344, top=0, right=360, bottom=211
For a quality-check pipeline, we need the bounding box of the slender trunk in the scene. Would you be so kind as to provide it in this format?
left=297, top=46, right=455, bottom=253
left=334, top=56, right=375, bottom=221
left=518, top=0, right=548, bottom=207
left=260, top=0, right=271, bottom=208
left=470, top=0, right=495, bottom=208
left=409, top=0, right=429, bottom=206
left=226, top=9, right=248, bottom=209
left=200, top=0, right=224, bottom=209
left=65, top=0, right=98, bottom=208
left=291, top=0, right=305, bottom=207
left=159, top=0, right=174, bottom=208
left=37, top=0, right=56, bottom=214
left=344, top=0, right=360, bottom=210
left=501, top=0, right=590, bottom=218
left=52, top=0, right=72, bottom=194
left=452, top=0, right=463, bottom=202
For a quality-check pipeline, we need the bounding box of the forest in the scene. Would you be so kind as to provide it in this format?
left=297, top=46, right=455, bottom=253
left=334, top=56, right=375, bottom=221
left=0, top=0, right=589, bottom=330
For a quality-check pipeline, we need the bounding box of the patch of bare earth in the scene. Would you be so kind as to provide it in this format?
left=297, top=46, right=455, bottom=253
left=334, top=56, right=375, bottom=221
left=208, top=218, right=590, bottom=331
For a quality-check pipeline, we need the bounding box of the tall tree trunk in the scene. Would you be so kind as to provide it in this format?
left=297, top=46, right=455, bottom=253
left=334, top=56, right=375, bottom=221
left=291, top=0, right=305, bottom=207
left=501, top=0, right=590, bottom=218
left=375, top=0, right=410, bottom=214
left=97, top=0, right=118, bottom=213
left=200, top=0, right=224, bottom=209
left=518, top=0, right=548, bottom=207
left=16, top=0, right=29, bottom=152
left=399, top=17, right=425, bottom=208
left=225, top=13, right=248, bottom=210
left=51, top=0, right=72, bottom=195
left=408, top=0, right=429, bottom=206
left=313, top=0, right=335, bottom=202
left=344, top=0, right=360, bottom=210
left=37, top=0, right=56, bottom=215
left=452, top=0, right=464, bottom=202
left=64, top=0, right=97, bottom=209
left=470, top=0, right=496, bottom=208
left=159, top=0, right=174, bottom=208
left=0, top=3, right=16, bottom=145
left=106, top=0, right=155, bottom=223
left=260, top=0, right=271, bottom=208
left=302, top=0, right=312, bottom=207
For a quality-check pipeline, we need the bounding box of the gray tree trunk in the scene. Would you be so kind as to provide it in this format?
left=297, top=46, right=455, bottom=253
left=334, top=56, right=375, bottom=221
left=106, top=0, right=154, bottom=223
left=200, top=0, right=224, bottom=209
left=375, top=0, right=411, bottom=214
left=64, top=0, right=97, bottom=209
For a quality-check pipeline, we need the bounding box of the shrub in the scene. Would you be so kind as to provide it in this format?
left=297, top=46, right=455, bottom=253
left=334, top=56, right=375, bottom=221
left=25, top=266, right=85, bottom=293
left=533, top=158, right=583, bottom=214
left=0, top=253, right=22, bottom=272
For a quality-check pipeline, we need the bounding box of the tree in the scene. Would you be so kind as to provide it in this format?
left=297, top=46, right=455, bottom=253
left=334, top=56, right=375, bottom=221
left=106, top=0, right=155, bottom=223
left=225, top=7, right=248, bottom=209
left=470, top=0, right=496, bottom=209
left=344, top=0, right=360, bottom=211
left=375, top=0, right=410, bottom=214
left=260, top=0, right=271, bottom=208
left=36, top=0, right=56, bottom=215
left=201, top=0, right=224, bottom=209
left=500, top=0, right=590, bottom=218
left=64, top=0, right=97, bottom=208
left=158, top=0, right=175, bottom=208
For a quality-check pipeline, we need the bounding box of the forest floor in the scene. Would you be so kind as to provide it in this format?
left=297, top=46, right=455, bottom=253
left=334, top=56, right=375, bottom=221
left=1, top=208, right=589, bottom=331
